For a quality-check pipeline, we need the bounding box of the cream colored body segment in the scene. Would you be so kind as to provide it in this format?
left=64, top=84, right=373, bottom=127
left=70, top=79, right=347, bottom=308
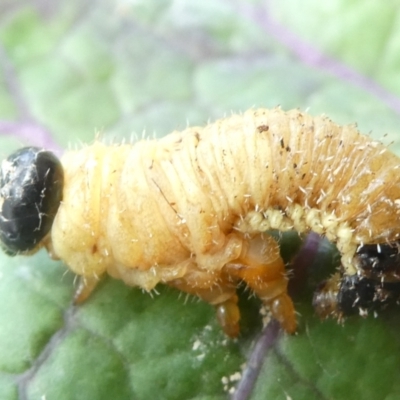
left=46, top=108, right=400, bottom=336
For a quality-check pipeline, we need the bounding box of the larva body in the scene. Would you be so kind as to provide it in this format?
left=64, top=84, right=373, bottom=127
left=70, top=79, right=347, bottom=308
left=2, top=108, right=400, bottom=336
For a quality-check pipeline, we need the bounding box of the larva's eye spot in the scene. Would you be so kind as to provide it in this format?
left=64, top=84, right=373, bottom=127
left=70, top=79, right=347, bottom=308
left=0, top=147, right=64, bottom=255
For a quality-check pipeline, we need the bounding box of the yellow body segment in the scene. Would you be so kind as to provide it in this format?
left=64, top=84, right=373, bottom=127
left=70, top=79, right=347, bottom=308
left=46, top=108, right=400, bottom=336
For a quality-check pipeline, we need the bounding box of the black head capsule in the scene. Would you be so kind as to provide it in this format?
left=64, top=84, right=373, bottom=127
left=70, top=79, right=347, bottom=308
left=0, top=147, right=64, bottom=255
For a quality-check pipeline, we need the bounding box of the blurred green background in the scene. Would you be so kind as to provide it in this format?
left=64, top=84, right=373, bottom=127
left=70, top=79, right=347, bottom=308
left=1, top=1, right=400, bottom=399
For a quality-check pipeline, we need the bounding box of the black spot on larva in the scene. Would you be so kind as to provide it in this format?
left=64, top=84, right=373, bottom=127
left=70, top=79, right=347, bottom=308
left=314, top=243, right=400, bottom=318
left=355, top=243, right=400, bottom=277
left=0, top=147, right=63, bottom=255
left=257, top=125, right=269, bottom=132
left=337, top=275, right=400, bottom=316
left=280, top=138, right=285, bottom=149
left=293, top=163, right=297, bottom=168
left=286, top=146, right=291, bottom=152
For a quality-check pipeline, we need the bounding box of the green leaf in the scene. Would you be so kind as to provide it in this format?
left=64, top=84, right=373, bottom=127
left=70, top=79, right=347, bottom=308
left=1, top=1, right=400, bottom=399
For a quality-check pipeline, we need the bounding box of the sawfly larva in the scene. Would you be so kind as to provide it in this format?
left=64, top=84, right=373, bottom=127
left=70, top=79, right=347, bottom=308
left=2, top=108, right=400, bottom=337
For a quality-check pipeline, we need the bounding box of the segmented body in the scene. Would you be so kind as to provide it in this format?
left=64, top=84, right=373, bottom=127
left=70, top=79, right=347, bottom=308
left=38, top=108, right=400, bottom=335
left=6, top=108, right=400, bottom=337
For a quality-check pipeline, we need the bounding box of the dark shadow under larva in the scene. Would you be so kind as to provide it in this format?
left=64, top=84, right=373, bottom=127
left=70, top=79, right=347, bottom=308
left=2, top=107, right=400, bottom=337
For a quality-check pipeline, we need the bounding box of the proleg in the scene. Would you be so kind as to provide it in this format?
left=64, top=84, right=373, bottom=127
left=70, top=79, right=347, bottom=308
left=2, top=108, right=400, bottom=337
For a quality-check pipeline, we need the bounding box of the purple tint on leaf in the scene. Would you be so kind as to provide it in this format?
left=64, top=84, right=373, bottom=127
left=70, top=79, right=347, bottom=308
left=0, top=121, right=62, bottom=155
left=232, top=319, right=281, bottom=400
left=289, top=232, right=321, bottom=296
left=0, top=44, right=62, bottom=155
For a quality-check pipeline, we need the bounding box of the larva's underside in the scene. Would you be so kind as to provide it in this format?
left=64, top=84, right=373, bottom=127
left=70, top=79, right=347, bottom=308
left=3, top=108, right=400, bottom=337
